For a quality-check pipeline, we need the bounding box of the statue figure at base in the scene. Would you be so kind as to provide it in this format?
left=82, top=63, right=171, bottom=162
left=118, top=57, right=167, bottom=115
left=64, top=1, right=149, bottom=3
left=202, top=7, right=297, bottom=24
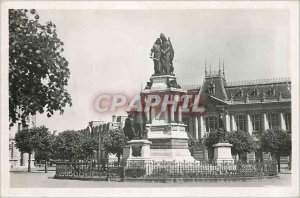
left=123, top=111, right=145, bottom=141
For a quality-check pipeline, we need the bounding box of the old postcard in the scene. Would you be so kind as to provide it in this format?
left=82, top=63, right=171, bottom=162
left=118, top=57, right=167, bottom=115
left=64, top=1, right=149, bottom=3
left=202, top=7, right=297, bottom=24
left=1, top=1, right=299, bottom=197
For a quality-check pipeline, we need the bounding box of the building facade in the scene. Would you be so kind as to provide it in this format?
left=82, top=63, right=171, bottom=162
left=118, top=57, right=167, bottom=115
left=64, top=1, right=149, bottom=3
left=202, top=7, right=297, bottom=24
left=9, top=114, right=37, bottom=168
left=182, top=67, right=291, bottom=162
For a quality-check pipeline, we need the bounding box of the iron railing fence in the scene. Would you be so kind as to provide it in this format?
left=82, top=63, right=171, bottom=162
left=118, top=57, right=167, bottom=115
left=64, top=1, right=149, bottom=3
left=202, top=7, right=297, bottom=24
left=55, top=159, right=277, bottom=181
left=55, top=159, right=122, bottom=181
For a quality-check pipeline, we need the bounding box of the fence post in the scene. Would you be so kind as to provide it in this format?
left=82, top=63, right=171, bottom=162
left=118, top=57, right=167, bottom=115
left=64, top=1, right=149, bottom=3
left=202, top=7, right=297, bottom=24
left=106, top=159, right=110, bottom=181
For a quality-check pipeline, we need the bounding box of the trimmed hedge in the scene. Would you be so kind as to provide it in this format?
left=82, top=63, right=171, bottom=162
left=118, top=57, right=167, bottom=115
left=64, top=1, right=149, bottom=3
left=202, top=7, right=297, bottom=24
left=125, top=168, right=146, bottom=178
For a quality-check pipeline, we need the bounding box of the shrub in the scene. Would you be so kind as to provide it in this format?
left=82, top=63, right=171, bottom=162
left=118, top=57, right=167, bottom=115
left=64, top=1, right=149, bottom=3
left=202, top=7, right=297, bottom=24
left=125, top=168, right=146, bottom=178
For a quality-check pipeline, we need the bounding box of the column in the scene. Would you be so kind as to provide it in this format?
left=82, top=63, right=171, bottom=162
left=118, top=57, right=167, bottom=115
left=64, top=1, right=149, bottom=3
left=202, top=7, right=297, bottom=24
left=178, top=106, right=182, bottom=123
left=231, top=115, right=237, bottom=131
left=164, top=107, right=168, bottom=123
left=263, top=113, right=269, bottom=130
left=170, top=105, right=175, bottom=123
left=247, top=114, right=253, bottom=135
left=225, top=114, right=230, bottom=131
left=280, top=113, right=286, bottom=131
left=145, top=108, right=150, bottom=123
left=199, top=116, right=205, bottom=139
left=197, top=117, right=201, bottom=140
left=151, top=107, right=156, bottom=123
left=194, top=116, right=199, bottom=140
left=188, top=117, right=193, bottom=137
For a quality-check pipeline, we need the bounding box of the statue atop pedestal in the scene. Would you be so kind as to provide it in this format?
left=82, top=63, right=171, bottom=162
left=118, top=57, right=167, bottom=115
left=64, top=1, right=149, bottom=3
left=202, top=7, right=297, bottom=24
left=217, top=110, right=228, bottom=143
left=150, top=33, right=174, bottom=75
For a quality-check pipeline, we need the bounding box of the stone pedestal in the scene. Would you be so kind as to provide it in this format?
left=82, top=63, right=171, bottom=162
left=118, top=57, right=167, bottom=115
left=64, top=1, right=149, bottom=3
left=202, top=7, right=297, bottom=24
left=123, top=139, right=152, bottom=165
left=146, top=123, right=195, bottom=162
left=213, top=142, right=234, bottom=164
left=141, top=74, right=195, bottom=162
left=143, top=75, right=184, bottom=93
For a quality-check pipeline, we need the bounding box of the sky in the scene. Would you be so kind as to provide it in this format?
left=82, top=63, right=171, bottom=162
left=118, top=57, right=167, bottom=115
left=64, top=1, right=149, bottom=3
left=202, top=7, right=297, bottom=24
left=35, top=9, right=290, bottom=132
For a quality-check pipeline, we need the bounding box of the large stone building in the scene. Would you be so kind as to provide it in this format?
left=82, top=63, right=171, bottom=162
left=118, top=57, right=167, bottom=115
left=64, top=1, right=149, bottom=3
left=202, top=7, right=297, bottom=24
left=182, top=66, right=291, bottom=162
left=9, top=114, right=36, bottom=168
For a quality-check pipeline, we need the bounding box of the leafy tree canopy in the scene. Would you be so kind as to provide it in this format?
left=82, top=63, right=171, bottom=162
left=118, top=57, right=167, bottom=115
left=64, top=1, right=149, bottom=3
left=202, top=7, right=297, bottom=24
left=102, top=128, right=127, bottom=160
left=55, top=130, right=84, bottom=160
left=204, top=130, right=220, bottom=151
left=227, top=130, right=258, bottom=156
left=9, top=9, right=71, bottom=127
left=81, top=137, right=99, bottom=159
left=261, top=128, right=291, bottom=157
left=15, top=125, right=51, bottom=172
left=15, top=125, right=50, bottom=154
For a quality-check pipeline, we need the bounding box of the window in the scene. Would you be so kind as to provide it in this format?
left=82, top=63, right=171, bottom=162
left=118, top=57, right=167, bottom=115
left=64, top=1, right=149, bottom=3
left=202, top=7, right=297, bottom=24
left=267, top=87, right=275, bottom=96
left=207, top=83, right=215, bottom=94
left=235, top=89, right=243, bottom=97
left=251, top=114, right=262, bottom=131
left=205, top=116, right=219, bottom=132
left=251, top=88, right=259, bottom=96
left=236, top=115, right=247, bottom=132
left=267, top=113, right=280, bottom=129
left=284, top=113, right=291, bottom=131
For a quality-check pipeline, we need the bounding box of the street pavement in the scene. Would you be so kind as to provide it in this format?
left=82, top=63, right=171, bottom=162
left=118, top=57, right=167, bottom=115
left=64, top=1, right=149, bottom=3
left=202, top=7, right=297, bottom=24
left=10, top=166, right=291, bottom=188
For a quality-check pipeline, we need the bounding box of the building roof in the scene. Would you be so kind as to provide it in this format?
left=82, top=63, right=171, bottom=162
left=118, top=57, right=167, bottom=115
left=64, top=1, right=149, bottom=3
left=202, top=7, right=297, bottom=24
left=183, top=71, right=291, bottom=105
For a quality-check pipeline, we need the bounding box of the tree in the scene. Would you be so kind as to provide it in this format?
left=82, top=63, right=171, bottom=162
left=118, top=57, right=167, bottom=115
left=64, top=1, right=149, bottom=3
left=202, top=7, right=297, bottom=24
left=9, top=9, right=71, bottom=127
left=261, top=128, right=291, bottom=172
left=50, top=134, right=65, bottom=160
left=204, top=130, right=221, bottom=161
left=55, top=130, right=84, bottom=161
left=102, top=129, right=127, bottom=162
left=15, top=125, right=50, bottom=172
left=227, top=130, right=257, bottom=161
left=81, top=137, right=99, bottom=160
left=34, top=133, right=55, bottom=173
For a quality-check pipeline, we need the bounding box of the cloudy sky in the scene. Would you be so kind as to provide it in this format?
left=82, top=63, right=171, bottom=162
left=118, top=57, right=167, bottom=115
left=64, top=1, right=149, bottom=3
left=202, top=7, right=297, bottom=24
left=36, top=9, right=290, bottom=132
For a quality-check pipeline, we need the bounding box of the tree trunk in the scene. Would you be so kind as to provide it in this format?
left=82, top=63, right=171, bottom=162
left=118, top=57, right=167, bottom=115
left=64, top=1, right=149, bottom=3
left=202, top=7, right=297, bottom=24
left=28, top=153, right=31, bottom=172
left=117, top=154, right=120, bottom=163
left=277, top=155, right=281, bottom=173
left=45, top=160, right=48, bottom=173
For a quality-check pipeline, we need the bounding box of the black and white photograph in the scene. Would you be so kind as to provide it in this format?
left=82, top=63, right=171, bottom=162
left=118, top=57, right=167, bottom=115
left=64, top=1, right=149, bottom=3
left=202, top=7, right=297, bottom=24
left=0, top=1, right=299, bottom=197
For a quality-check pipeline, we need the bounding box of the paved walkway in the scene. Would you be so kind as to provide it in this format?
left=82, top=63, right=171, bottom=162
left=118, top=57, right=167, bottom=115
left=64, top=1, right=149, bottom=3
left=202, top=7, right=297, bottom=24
left=10, top=167, right=291, bottom=188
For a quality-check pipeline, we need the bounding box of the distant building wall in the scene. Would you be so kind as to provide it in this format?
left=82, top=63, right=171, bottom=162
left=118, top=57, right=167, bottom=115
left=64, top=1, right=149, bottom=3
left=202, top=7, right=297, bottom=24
left=9, top=114, right=36, bottom=169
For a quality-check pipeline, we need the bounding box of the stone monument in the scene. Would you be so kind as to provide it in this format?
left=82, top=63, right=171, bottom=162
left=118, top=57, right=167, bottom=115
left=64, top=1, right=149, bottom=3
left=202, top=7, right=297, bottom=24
left=122, top=111, right=152, bottom=164
left=212, top=111, right=234, bottom=164
left=142, top=33, right=194, bottom=162
left=123, top=33, right=194, bottom=163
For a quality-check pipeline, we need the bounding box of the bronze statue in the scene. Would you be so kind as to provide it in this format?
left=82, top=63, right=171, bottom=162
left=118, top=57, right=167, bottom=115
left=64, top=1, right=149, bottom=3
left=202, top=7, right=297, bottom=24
left=218, top=111, right=228, bottom=143
left=123, top=112, right=144, bottom=140
left=150, top=38, right=162, bottom=75
left=150, top=33, right=174, bottom=75
left=123, top=116, right=136, bottom=141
